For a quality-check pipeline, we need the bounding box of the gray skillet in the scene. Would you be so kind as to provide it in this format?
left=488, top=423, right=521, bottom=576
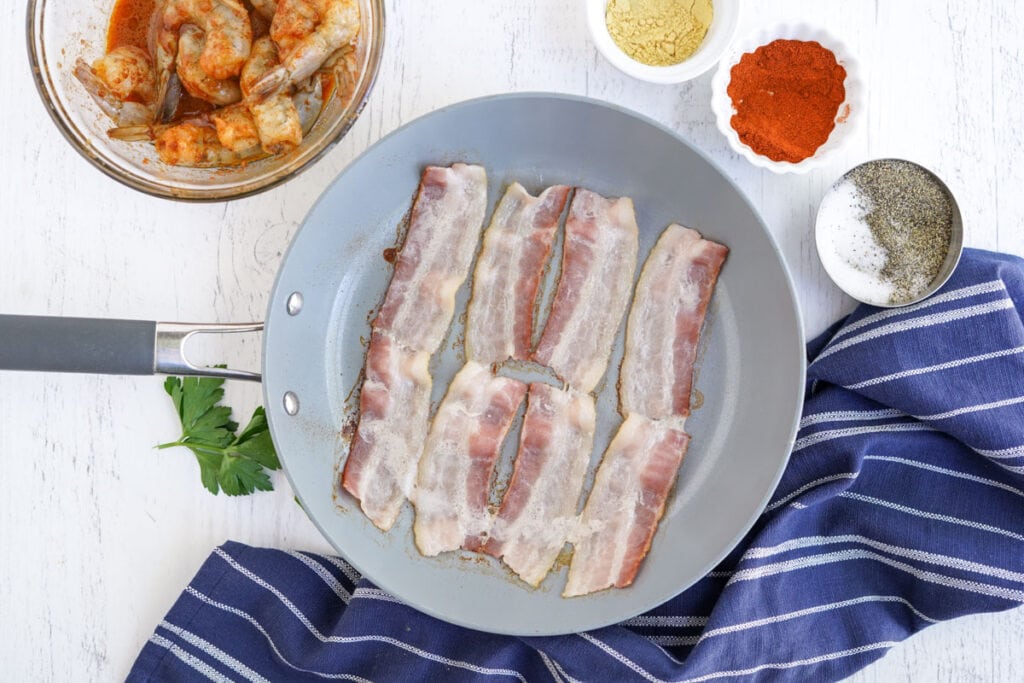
left=0, top=94, right=804, bottom=636
left=263, top=93, right=805, bottom=635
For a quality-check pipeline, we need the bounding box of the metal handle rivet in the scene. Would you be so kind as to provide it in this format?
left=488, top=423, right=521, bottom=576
left=283, top=391, right=300, bottom=415
left=286, top=292, right=304, bottom=316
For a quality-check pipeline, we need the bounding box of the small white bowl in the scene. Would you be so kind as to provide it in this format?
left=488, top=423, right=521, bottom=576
left=586, top=0, right=740, bottom=84
left=710, top=23, right=865, bottom=174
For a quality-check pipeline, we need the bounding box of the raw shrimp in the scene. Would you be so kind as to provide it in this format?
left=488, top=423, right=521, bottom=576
left=177, top=24, right=243, bottom=106
left=154, top=0, right=253, bottom=116
left=74, top=47, right=157, bottom=126
left=211, top=103, right=260, bottom=151
left=269, top=0, right=316, bottom=55
left=250, top=0, right=359, bottom=100
left=241, top=37, right=302, bottom=154
left=155, top=121, right=260, bottom=166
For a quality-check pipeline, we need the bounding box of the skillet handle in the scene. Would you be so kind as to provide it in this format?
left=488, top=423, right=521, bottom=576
left=0, top=315, right=262, bottom=382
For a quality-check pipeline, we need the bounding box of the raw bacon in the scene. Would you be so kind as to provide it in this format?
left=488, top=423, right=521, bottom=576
left=412, top=362, right=526, bottom=557
left=533, top=189, right=639, bottom=393
left=620, top=225, right=729, bottom=419
left=466, top=184, right=570, bottom=364
left=372, top=163, right=488, bottom=353
left=564, top=414, right=690, bottom=597
left=341, top=333, right=432, bottom=530
left=483, top=383, right=596, bottom=586
left=343, top=164, right=488, bottom=530
left=565, top=224, right=726, bottom=597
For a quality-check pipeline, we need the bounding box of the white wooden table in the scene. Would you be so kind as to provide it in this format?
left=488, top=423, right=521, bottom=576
left=2, top=0, right=1022, bottom=679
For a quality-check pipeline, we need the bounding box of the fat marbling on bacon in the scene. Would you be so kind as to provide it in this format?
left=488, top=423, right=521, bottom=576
left=342, top=163, right=488, bottom=531
left=533, top=189, right=639, bottom=393
left=482, top=382, right=596, bottom=586
left=564, top=413, right=691, bottom=597
left=620, top=225, right=730, bottom=419
left=465, top=183, right=570, bottom=364
left=412, top=362, right=526, bottom=557
left=565, top=224, right=728, bottom=597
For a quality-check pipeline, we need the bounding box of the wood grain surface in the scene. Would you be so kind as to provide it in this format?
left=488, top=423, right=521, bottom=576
left=1, top=0, right=1022, bottom=679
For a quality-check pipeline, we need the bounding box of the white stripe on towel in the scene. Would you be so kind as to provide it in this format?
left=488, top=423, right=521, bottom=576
left=160, top=621, right=271, bottom=683
left=648, top=635, right=701, bottom=648
left=847, top=345, right=1024, bottom=389
left=916, top=395, right=1024, bottom=421
left=800, top=409, right=904, bottom=428
left=839, top=492, right=1024, bottom=543
left=352, top=587, right=406, bottom=605
left=620, top=615, right=709, bottom=628
left=184, top=587, right=373, bottom=682
left=815, top=298, right=1015, bottom=361
left=287, top=551, right=351, bottom=603
left=322, top=555, right=362, bottom=584
left=678, top=641, right=900, bottom=683
left=766, top=473, right=859, bottom=511
left=149, top=633, right=231, bottom=682
left=213, top=548, right=528, bottom=681
left=974, top=444, right=1024, bottom=459
left=728, top=549, right=1024, bottom=602
left=699, top=595, right=937, bottom=642
left=793, top=423, right=935, bottom=452
left=830, top=280, right=1005, bottom=342
left=577, top=633, right=670, bottom=683
left=862, top=455, right=1024, bottom=498
left=744, top=534, right=1024, bottom=582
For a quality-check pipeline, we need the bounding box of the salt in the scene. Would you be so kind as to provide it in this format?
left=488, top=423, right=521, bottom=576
left=816, top=179, right=895, bottom=306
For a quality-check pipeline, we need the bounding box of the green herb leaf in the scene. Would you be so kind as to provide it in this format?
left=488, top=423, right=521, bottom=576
left=156, top=373, right=279, bottom=497
left=235, top=429, right=281, bottom=470
left=164, top=377, right=184, bottom=416
left=193, top=448, right=224, bottom=496
left=219, top=456, right=274, bottom=496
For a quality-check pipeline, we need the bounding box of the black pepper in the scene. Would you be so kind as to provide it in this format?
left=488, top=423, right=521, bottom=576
left=846, top=160, right=954, bottom=304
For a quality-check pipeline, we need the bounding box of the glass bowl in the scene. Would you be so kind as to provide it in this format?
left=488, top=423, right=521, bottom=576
left=27, top=0, right=385, bottom=201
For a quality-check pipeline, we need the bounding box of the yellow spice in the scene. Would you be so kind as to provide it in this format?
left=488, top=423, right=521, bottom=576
left=605, top=0, right=714, bottom=67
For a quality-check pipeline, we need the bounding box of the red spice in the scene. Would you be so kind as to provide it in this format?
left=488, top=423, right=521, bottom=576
left=727, top=39, right=847, bottom=163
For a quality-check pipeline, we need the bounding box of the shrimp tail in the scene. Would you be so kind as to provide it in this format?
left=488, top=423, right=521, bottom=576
left=75, top=58, right=155, bottom=126
left=107, top=124, right=164, bottom=142
left=247, top=65, right=290, bottom=102
left=156, top=73, right=183, bottom=123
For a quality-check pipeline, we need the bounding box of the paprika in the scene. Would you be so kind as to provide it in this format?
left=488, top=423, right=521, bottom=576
left=727, top=40, right=847, bottom=163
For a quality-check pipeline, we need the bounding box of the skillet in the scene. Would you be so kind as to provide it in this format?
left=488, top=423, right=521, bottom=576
left=0, top=93, right=805, bottom=635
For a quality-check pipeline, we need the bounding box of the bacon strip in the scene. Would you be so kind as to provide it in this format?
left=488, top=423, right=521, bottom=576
left=342, top=164, right=488, bottom=530
left=466, top=184, right=570, bottom=364
left=620, top=225, right=729, bottom=419
left=482, top=383, right=596, bottom=586
left=372, top=163, right=489, bottom=353
left=412, top=362, right=526, bottom=557
left=565, top=225, right=727, bottom=597
left=564, top=414, right=690, bottom=597
left=533, top=189, right=639, bottom=393
left=341, top=333, right=432, bottom=530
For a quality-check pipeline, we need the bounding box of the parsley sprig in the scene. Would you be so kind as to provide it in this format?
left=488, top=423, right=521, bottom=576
left=157, top=375, right=281, bottom=496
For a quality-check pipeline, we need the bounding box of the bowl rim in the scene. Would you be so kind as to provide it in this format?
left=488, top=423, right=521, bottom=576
left=814, top=157, right=966, bottom=308
left=25, top=0, right=386, bottom=202
left=710, top=22, right=865, bottom=174
left=585, top=0, right=740, bottom=84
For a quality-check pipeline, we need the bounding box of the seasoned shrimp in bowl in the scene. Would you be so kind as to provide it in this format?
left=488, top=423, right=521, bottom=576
left=29, top=0, right=384, bottom=199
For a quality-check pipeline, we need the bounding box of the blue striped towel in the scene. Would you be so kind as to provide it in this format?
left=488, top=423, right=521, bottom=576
left=129, top=248, right=1024, bottom=682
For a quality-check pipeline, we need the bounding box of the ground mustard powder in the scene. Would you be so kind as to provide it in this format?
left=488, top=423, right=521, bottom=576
left=605, top=0, right=713, bottom=67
